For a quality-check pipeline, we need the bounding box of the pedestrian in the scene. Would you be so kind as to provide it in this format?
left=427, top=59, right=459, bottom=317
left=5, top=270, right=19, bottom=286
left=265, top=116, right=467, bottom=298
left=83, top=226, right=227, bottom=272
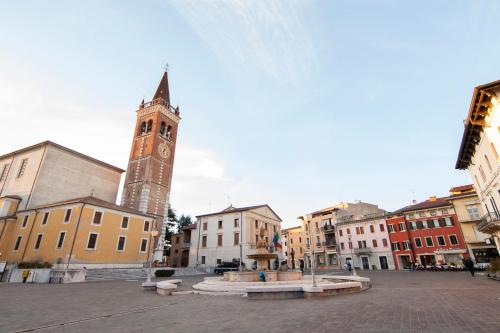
left=259, top=271, right=266, bottom=282
left=347, top=262, right=352, bottom=273
left=465, top=258, right=475, bottom=277
left=299, top=259, right=304, bottom=274
left=22, top=270, right=29, bottom=283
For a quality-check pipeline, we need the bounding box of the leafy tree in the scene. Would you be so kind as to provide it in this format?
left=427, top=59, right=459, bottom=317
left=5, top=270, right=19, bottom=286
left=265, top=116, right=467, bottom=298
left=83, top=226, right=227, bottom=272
left=163, top=208, right=177, bottom=255
left=177, top=214, right=193, bottom=229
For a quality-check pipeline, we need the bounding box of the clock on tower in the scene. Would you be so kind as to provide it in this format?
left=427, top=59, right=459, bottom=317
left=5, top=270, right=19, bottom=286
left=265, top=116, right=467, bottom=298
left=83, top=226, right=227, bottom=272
left=121, top=70, right=180, bottom=249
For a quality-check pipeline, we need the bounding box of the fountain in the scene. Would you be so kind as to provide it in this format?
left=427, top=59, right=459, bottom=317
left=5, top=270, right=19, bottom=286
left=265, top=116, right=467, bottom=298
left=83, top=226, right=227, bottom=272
left=246, top=227, right=278, bottom=271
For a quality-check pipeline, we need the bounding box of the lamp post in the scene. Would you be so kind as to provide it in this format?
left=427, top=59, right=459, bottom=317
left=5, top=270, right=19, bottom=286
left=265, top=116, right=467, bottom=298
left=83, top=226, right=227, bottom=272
left=146, top=230, right=159, bottom=284
left=348, top=234, right=357, bottom=276
left=311, top=250, right=317, bottom=287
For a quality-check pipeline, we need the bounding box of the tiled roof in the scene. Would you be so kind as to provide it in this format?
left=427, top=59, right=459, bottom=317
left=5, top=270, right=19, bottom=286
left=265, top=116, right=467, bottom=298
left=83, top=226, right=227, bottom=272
left=19, top=196, right=155, bottom=218
left=449, top=184, right=474, bottom=192
left=391, top=197, right=451, bottom=214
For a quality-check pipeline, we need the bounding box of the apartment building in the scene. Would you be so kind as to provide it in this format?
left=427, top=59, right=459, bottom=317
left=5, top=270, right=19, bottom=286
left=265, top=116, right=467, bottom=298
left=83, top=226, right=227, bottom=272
left=282, top=225, right=304, bottom=269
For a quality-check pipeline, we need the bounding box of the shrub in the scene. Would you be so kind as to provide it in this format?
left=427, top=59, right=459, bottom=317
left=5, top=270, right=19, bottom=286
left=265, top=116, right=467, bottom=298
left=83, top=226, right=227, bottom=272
left=17, top=261, right=53, bottom=269
left=154, top=269, right=174, bottom=277
left=488, top=258, right=500, bottom=273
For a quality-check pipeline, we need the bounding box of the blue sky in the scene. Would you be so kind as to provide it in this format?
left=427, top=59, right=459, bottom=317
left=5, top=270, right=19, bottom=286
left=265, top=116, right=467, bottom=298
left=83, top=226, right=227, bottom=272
left=1, top=1, right=500, bottom=227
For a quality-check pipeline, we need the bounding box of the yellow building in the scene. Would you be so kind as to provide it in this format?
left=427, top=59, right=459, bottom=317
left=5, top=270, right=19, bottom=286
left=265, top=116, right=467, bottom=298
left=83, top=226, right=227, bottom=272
left=448, top=185, right=499, bottom=263
left=0, top=196, right=155, bottom=268
left=282, top=226, right=304, bottom=269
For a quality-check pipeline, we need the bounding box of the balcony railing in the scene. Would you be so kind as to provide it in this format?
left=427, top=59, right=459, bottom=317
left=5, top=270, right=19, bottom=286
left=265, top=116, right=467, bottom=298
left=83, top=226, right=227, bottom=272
left=477, top=212, right=500, bottom=233
left=354, top=247, right=372, bottom=255
left=322, top=240, right=336, bottom=248
left=321, top=225, right=336, bottom=233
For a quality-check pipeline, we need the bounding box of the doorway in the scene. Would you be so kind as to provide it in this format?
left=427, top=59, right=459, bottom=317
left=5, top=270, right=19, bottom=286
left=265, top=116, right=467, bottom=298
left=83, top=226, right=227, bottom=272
left=379, top=256, right=388, bottom=270
left=398, top=255, right=411, bottom=269
left=361, top=257, right=369, bottom=270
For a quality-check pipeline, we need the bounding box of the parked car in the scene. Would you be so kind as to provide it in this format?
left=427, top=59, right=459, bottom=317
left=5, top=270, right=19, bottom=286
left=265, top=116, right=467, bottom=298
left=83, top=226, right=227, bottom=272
left=214, top=262, right=239, bottom=275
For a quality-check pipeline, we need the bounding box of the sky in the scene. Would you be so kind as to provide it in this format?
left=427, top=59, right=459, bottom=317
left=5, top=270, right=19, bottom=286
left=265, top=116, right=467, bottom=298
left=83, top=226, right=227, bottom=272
left=1, top=1, right=500, bottom=228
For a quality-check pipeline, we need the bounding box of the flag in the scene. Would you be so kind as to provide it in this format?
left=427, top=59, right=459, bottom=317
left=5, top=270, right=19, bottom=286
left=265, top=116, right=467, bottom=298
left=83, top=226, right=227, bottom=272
left=273, top=231, right=282, bottom=249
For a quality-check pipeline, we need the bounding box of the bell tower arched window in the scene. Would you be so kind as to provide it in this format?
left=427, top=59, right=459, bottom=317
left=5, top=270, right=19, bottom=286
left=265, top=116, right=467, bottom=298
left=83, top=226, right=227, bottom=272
left=139, top=121, right=147, bottom=135
left=146, top=119, right=153, bottom=133
left=160, top=121, right=166, bottom=137
left=166, top=125, right=172, bottom=139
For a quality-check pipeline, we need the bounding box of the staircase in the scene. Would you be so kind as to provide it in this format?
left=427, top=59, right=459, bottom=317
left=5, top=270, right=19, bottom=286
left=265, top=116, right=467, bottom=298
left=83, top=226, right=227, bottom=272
left=85, top=267, right=206, bottom=281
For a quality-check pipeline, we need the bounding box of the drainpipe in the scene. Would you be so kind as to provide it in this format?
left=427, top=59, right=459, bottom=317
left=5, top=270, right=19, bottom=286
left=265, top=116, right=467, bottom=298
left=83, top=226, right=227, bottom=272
left=239, top=211, right=243, bottom=271
left=66, top=203, right=85, bottom=270
left=195, top=218, right=201, bottom=267
left=20, top=210, right=39, bottom=262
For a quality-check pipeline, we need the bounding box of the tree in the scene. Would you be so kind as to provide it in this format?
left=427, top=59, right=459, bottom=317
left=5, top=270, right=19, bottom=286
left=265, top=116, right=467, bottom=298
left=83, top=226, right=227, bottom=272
left=177, top=214, right=193, bottom=229
left=163, top=208, right=177, bottom=256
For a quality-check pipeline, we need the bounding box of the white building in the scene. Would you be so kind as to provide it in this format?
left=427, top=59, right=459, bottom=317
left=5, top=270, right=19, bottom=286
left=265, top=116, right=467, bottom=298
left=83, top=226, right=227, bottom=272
left=189, top=205, right=282, bottom=272
left=334, top=202, right=395, bottom=270
left=456, top=80, right=500, bottom=253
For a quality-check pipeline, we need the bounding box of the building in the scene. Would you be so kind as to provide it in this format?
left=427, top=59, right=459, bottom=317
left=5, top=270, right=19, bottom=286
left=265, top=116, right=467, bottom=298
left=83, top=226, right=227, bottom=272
left=168, top=224, right=196, bottom=267
left=121, top=70, right=180, bottom=251
left=448, top=185, right=498, bottom=263
left=335, top=202, right=393, bottom=270
left=282, top=226, right=303, bottom=269
left=387, top=196, right=468, bottom=269
left=455, top=80, right=500, bottom=254
left=189, top=205, right=282, bottom=271
left=0, top=141, right=123, bottom=211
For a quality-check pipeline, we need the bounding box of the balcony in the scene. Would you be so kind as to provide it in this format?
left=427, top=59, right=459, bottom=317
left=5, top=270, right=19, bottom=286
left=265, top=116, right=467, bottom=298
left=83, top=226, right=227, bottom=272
left=321, top=225, right=335, bottom=233
left=354, top=247, right=372, bottom=255
left=322, top=240, right=336, bottom=248
left=477, top=213, right=500, bottom=233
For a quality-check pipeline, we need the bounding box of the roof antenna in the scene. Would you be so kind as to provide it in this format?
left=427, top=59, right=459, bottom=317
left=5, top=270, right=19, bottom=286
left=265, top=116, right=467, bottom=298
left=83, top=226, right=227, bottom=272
left=90, top=188, right=95, bottom=197
left=410, top=189, right=416, bottom=204
left=164, top=63, right=169, bottom=72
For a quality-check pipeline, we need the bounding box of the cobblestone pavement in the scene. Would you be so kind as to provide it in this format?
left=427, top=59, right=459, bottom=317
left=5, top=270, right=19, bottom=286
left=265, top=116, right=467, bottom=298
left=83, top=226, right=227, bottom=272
left=1, top=271, right=499, bottom=333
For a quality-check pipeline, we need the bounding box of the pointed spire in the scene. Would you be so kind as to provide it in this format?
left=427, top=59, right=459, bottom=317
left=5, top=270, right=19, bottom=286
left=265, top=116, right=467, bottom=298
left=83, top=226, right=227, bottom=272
left=153, top=70, right=170, bottom=105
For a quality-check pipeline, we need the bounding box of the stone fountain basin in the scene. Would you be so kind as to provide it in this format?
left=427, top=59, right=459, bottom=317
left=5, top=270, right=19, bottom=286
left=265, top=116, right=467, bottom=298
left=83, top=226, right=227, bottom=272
left=224, top=270, right=302, bottom=282
left=246, top=253, right=278, bottom=260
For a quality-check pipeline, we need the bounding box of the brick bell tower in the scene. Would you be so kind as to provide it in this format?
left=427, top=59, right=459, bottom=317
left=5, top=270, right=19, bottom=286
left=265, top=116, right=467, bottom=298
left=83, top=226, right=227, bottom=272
left=121, top=70, right=180, bottom=252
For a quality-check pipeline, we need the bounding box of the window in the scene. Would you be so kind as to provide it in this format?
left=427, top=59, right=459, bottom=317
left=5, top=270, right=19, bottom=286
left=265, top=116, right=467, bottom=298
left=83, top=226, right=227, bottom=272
left=360, top=226, right=364, bottom=234
left=388, top=224, right=395, bottom=233
left=466, top=205, right=481, bottom=220
left=479, top=165, right=486, bottom=182
left=201, top=256, right=206, bottom=264
left=416, top=221, right=423, bottom=229
left=265, top=223, right=268, bottom=230
left=143, top=220, right=150, bottom=232
left=121, top=216, right=129, bottom=229
left=175, top=236, right=180, bottom=244
left=14, top=236, right=22, bottom=251
left=34, top=234, right=43, bottom=250
left=441, top=208, right=448, bottom=215
left=218, top=220, right=223, bottom=229
left=273, top=225, right=277, bottom=233
left=485, top=155, right=493, bottom=172
left=348, top=241, right=353, bottom=249
left=410, top=221, right=417, bottom=230
left=425, top=237, right=433, bottom=247
left=346, top=228, right=351, bottom=234
left=217, top=234, right=223, bottom=246
left=399, top=223, right=406, bottom=231
left=234, top=218, right=239, bottom=228
left=391, top=242, right=401, bottom=251
left=140, top=238, right=148, bottom=252
left=382, top=238, right=388, bottom=247
left=255, top=234, right=259, bottom=244
left=87, top=233, right=98, bottom=249
left=438, top=218, right=446, bottom=227
left=146, top=119, right=153, bottom=133
left=355, top=227, right=360, bottom=235
left=42, top=212, right=49, bottom=225
left=117, top=236, right=126, bottom=251
left=339, top=229, right=343, bottom=236
left=491, top=143, right=499, bottom=160
left=255, top=220, right=258, bottom=229
left=234, top=233, right=239, bottom=246
left=418, top=212, right=425, bottom=218
left=316, top=236, right=320, bottom=246
left=445, top=217, right=453, bottom=227
left=422, top=221, right=428, bottom=229
left=93, top=211, right=103, bottom=225
left=340, top=242, right=345, bottom=250
left=372, top=239, right=378, bottom=247
left=17, top=158, right=28, bottom=178
left=290, top=238, right=293, bottom=244
left=0, top=164, right=8, bottom=181
left=430, top=210, right=437, bottom=216
left=402, top=241, right=410, bottom=250
left=139, top=121, right=147, bottom=135
left=414, top=238, right=422, bottom=248
left=203, top=222, right=207, bottom=231
left=449, top=235, right=459, bottom=245
left=379, top=223, right=385, bottom=232
left=370, top=225, right=375, bottom=233
left=64, top=209, right=72, bottom=223
left=408, top=213, right=415, bottom=218
left=216, top=259, right=222, bottom=265
left=299, top=237, right=302, bottom=243
left=56, top=232, right=66, bottom=249
left=437, top=236, right=446, bottom=246
left=202, top=235, right=207, bottom=247
left=21, top=215, right=29, bottom=228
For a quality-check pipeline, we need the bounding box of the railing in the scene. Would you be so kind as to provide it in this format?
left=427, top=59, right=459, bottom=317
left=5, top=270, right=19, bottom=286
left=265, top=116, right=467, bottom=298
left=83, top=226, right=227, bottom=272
left=354, top=247, right=372, bottom=255
left=322, top=240, right=336, bottom=247
left=321, top=225, right=335, bottom=233
left=477, top=212, right=500, bottom=232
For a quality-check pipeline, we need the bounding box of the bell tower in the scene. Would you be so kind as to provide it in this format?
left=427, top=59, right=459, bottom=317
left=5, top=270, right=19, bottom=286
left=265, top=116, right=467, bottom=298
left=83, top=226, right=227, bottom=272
left=121, top=70, right=180, bottom=247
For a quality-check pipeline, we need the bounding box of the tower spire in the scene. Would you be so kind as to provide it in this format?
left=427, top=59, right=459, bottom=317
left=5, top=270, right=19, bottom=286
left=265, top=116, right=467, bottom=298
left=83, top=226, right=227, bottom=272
left=153, top=68, right=170, bottom=104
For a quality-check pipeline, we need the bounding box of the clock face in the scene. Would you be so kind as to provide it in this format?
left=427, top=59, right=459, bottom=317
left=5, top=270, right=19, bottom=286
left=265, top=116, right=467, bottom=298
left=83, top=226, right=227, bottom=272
left=158, top=143, right=170, bottom=159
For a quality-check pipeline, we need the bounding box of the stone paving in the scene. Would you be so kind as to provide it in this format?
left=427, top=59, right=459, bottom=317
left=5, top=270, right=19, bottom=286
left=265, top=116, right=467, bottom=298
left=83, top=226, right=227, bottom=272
left=1, top=271, right=499, bottom=333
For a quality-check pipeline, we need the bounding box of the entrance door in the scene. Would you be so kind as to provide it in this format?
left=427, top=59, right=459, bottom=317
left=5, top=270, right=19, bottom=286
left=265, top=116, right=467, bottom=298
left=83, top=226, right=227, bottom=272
left=399, top=255, right=410, bottom=269
left=361, top=257, right=369, bottom=270
left=379, top=256, right=388, bottom=270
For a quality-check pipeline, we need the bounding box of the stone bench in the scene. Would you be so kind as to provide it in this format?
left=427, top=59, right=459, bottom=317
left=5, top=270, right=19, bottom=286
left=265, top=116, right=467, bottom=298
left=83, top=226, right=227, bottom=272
left=246, top=285, right=303, bottom=300
left=156, top=281, right=178, bottom=296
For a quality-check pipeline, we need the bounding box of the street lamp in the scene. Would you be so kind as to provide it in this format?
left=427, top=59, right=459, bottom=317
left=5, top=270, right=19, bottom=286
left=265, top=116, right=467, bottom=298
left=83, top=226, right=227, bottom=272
left=311, top=250, right=317, bottom=287
left=146, top=230, right=159, bottom=284
left=348, top=234, right=357, bottom=276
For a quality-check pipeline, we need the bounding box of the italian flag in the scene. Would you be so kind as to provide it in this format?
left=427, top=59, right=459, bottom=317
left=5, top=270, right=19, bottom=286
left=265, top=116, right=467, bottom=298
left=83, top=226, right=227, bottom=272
left=273, top=232, right=282, bottom=249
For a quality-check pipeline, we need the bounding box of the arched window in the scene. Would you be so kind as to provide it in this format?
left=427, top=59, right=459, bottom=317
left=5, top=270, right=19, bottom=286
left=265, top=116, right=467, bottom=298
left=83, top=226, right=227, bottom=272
left=485, top=155, right=492, bottom=172
left=146, top=119, right=153, bottom=133
left=160, top=122, right=166, bottom=136
left=139, top=121, right=147, bottom=135
left=492, top=143, right=499, bottom=160
left=166, top=125, right=172, bottom=139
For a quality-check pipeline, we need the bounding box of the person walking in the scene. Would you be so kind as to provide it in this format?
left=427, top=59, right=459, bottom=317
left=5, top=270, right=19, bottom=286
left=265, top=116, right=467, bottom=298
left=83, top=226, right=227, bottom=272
left=465, top=258, right=475, bottom=277
left=299, top=259, right=304, bottom=274
left=22, top=270, right=29, bottom=283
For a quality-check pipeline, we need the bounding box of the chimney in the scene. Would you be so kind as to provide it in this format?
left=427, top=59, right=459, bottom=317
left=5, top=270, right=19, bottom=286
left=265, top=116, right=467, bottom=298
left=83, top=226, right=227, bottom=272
left=428, top=196, right=437, bottom=202
left=412, top=199, right=417, bottom=204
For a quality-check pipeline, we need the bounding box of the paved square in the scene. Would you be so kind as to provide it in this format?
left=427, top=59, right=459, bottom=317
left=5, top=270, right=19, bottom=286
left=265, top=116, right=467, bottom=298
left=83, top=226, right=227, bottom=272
left=1, top=271, right=499, bottom=333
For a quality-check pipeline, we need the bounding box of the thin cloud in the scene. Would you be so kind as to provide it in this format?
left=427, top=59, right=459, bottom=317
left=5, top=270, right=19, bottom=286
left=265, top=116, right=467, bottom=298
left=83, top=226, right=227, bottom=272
left=169, top=0, right=316, bottom=84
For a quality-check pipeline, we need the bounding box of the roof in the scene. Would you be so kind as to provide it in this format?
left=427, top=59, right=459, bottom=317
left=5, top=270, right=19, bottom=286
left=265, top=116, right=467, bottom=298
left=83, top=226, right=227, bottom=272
left=153, top=70, right=170, bottom=104
left=282, top=226, right=302, bottom=232
left=18, top=196, right=155, bottom=218
left=449, top=184, right=474, bottom=193
left=196, top=204, right=282, bottom=221
left=456, top=80, right=500, bottom=169
left=0, top=141, right=124, bottom=173
left=391, top=197, right=452, bottom=215
left=182, top=223, right=197, bottom=230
